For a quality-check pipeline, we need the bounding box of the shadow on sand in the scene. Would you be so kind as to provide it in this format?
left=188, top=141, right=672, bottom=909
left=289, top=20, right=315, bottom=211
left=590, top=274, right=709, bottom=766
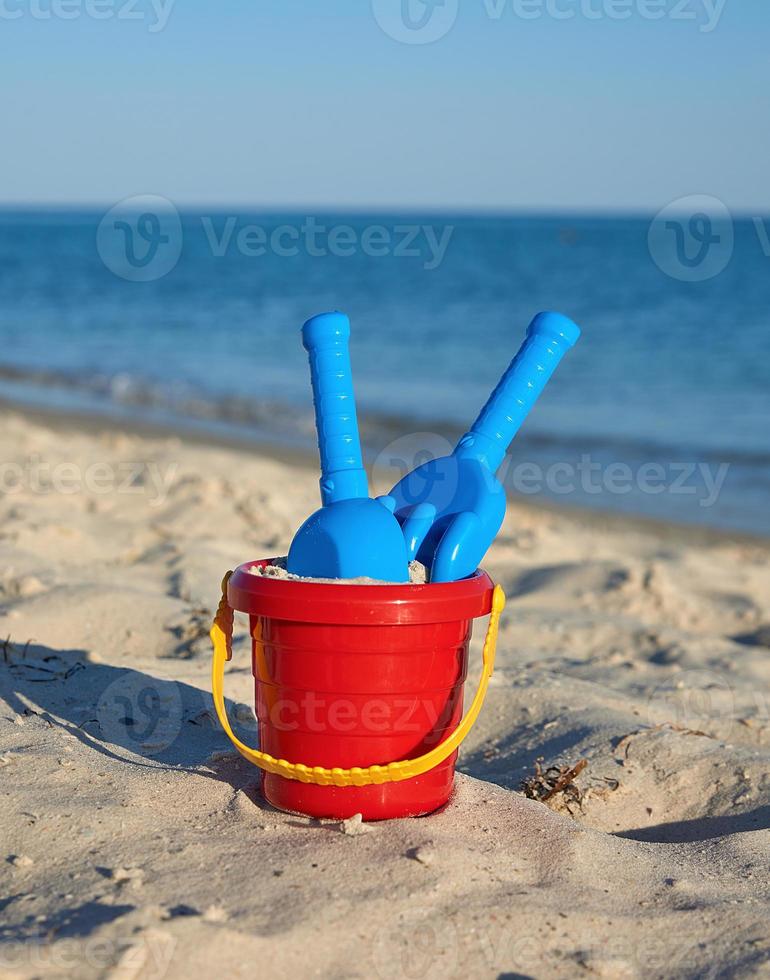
left=614, top=807, right=770, bottom=844
left=0, top=639, right=255, bottom=776
left=0, top=638, right=277, bottom=945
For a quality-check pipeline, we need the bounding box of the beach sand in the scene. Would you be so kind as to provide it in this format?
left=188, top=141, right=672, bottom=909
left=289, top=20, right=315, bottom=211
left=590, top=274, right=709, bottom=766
left=1, top=407, right=769, bottom=979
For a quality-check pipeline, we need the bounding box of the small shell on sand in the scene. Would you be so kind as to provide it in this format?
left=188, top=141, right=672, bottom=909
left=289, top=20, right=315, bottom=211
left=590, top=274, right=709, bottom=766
left=107, top=866, right=145, bottom=887
left=407, top=843, right=436, bottom=866
left=9, top=854, right=34, bottom=868
left=203, top=905, right=229, bottom=923
left=339, top=813, right=369, bottom=836
left=247, top=558, right=428, bottom=586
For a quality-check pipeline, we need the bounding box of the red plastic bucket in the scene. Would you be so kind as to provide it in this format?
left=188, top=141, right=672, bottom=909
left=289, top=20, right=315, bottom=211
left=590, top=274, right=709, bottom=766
left=214, top=559, right=496, bottom=820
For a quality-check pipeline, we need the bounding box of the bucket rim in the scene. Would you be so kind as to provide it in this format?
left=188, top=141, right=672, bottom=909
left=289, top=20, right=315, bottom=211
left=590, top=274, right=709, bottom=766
left=228, top=559, right=495, bottom=625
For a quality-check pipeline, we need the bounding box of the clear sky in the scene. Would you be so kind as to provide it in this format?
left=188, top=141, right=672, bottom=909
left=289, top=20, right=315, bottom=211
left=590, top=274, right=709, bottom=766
left=1, top=0, right=768, bottom=211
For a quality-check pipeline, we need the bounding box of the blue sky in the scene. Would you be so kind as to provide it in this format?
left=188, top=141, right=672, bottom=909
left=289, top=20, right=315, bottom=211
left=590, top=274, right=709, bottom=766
left=1, top=0, right=768, bottom=211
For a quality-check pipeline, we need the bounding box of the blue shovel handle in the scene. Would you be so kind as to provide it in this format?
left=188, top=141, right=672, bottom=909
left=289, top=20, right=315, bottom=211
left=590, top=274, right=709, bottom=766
left=303, top=311, right=369, bottom=506
left=456, top=311, right=581, bottom=473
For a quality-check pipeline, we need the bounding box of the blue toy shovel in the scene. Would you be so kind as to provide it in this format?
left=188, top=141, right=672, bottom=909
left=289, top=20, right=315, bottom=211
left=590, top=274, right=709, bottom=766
left=287, top=311, right=409, bottom=582
left=388, top=311, right=581, bottom=583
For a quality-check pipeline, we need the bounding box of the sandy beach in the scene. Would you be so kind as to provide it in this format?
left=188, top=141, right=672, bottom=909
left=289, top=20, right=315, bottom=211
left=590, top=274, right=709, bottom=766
left=1, top=406, right=769, bottom=980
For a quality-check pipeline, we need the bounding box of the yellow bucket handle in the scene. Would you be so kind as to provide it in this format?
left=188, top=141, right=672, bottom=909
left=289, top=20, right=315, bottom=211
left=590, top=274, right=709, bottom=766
left=210, top=572, right=505, bottom=787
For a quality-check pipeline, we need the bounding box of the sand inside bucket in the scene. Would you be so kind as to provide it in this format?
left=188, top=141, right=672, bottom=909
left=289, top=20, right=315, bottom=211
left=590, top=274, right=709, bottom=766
left=246, top=557, right=429, bottom=585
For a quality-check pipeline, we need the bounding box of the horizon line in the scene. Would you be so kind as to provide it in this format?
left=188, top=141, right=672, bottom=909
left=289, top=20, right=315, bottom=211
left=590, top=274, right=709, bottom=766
left=0, top=200, right=768, bottom=220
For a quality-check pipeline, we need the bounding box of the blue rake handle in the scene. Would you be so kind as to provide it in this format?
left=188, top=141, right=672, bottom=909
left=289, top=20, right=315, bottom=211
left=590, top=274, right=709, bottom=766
left=455, top=311, right=581, bottom=473
left=303, top=311, right=369, bottom=506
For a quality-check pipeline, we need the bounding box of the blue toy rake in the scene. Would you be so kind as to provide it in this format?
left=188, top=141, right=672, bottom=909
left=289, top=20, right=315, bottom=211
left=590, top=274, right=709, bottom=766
left=388, top=311, right=581, bottom=583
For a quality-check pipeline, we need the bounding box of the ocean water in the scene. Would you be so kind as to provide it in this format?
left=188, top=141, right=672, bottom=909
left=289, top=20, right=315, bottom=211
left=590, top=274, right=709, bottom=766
left=0, top=208, right=768, bottom=535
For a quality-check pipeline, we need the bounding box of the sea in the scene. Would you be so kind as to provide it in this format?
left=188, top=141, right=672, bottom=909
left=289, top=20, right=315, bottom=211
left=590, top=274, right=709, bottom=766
left=0, top=208, right=768, bottom=535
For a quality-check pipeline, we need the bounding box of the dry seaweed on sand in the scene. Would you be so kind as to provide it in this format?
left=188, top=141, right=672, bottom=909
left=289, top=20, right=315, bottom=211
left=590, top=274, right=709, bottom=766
left=521, top=757, right=588, bottom=813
